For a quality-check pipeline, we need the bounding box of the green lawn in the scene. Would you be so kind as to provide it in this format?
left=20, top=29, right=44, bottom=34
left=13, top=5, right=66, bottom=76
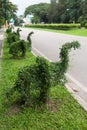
left=0, top=39, right=87, bottom=130
left=26, top=27, right=87, bottom=37
left=54, top=29, right=87, bottom=36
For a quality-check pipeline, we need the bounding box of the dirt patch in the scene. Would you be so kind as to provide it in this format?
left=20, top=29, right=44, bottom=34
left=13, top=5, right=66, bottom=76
left=8, top=105, right=22, bottom=116
left=47, top=98, right=63, bottom=113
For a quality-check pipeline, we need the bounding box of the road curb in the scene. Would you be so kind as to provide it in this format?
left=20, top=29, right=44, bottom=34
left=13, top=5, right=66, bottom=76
left=66, top=84, right=87, bottom=111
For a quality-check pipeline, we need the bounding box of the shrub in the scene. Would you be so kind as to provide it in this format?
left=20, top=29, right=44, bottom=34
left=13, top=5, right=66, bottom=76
left=6, top=27, right=12, bottom=34
left=6, top=32, right=20, bottom=46
left=6, top=28, right=21, bottom=46
left=27, top=31, right=34, bottom=51
left=7, top=40, right=80, bottom=108
left=50, top=41, right=80, bottom=86
left=85, top=23, right=87, bottom=29
left=36, top=57, right=50, bottom=103
left=7, top=57, right=50, bottom=106
left=80, top=20, right=87, bottom=28
left=25, top=24, right=81, bottom=30
left=8, top=32, right=33, bottom=58
left=9, top=40, right=27, bottom=58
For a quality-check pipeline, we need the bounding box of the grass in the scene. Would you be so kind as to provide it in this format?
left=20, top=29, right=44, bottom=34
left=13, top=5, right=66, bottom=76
left=0, top=39, right=87, bottom=130
left=25, top=26, right=87, bottom=37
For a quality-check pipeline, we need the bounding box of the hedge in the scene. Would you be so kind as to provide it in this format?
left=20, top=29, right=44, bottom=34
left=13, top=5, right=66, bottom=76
left=25, top=23, right=81, bottom=30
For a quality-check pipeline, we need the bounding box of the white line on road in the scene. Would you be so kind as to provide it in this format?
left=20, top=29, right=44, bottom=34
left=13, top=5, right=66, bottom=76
left=32, top=47, right=52, bottom=62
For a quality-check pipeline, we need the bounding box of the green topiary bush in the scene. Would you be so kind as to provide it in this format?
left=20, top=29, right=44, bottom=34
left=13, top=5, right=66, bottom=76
left=6, top=28, right=21, bottom=46
left=9, top=40, right=27, bottom=58
left=25, top=24, right=81, bottom=30
left=27, top=31, right=34, bottom=51
left=6, top=27, right=12, bottom=34
left=50, top=41, right=80, bottom=86
left=8, top=33, right=34, bottom=58
left=7, top=57, right=50, bottom=106
left=7, top=41, right=80, bottom=107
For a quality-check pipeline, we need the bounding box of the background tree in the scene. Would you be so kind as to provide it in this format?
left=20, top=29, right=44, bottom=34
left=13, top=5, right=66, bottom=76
left=48, top=0, right=83, bottom=23
left=24, top=3, right=50, bottom=23
left=66, top=0, right=82, bottom=23
left=0, top=0, right=18, bottom=27
left=82, top=0, right=87, bottom=21
left=47, top=0, right=58, bottom=23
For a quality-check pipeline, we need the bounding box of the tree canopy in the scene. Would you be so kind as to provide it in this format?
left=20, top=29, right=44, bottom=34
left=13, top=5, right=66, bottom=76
left=24, top=3, right=50, bottom=23
left=48, top=0, right=85, bottom=23
left=24, top=0, right=87, bottom=24
left=0, top=0, right=18, bottom=26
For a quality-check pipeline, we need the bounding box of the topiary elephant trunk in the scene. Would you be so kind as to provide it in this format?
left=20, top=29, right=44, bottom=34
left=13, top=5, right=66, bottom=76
left=50, top=41, right=80, bottom=85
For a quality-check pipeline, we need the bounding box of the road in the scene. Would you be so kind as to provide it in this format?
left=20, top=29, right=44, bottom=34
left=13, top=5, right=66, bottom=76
left=19, top=27, right=87, bottom=110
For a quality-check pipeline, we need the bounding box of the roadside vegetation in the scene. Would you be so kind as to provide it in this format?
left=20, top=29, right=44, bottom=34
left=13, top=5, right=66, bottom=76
left=24, top=0, right=87, bottom=25
left=25, top=23, right=81, bottom=30
left=25, top=24, right=87, bottom=37
left=0, top=28, right=87, bottom=129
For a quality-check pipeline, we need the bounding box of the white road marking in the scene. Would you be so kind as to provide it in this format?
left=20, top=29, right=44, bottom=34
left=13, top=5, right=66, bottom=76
left=32, top=47, right=52, bottom=62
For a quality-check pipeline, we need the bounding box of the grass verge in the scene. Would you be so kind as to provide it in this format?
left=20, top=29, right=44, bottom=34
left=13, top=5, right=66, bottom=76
left=0, top=39, right=87, bottom=130
left=25, top=27, right=87, bottom=37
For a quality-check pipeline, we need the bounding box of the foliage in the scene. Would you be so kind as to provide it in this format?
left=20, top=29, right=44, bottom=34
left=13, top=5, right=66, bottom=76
left=50, top=0, right=83, bottom=23
left=24, top=3, right=50, bottom=23
left=48, top=0, right=61, bottom=23
left=0, top=39, right=86, bottom=129
left=9, top=40, right=27, bottom=58
left=50, top=41, right=80, bottom=86
left=24, top=0, right=86, bottom=24
left=0, top=0, right=18, bottom=25
left=25, top=23, right=81, bottom=30
left=7, top=41, right=80, bottom=106
left=8, top=57, right=50, bottom=106
left=27, top=31, right=34, bottom=50
left=6, top=29, right=33, bottom=58
left=35, top=57, right=50, bottom=103
left=6, top=27, right=12, bottom=34
left=6, top=32, right=19, bottom=46
left=6, top=28, right=21, bottom=46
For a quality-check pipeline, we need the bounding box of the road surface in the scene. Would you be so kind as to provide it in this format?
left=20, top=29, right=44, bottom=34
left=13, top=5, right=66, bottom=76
left=19, top=27, right=87, bottom=110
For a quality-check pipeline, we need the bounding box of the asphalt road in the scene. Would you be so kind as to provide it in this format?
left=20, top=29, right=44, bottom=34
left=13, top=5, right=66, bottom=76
left=19, top=27, right=87, bottom=109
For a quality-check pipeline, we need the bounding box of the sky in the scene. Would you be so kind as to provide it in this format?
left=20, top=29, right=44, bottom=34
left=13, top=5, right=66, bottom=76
left=10, top=0, right=50, bottom=16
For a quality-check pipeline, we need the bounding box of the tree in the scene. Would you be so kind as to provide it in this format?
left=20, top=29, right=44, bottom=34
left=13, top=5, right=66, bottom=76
left=0, top=0, right=18, bottom=26
left=66, top=0, right=83, bottom=23
left=48, top=0, right=58, bottom=23
left=82, top=0, right=87, bottom=20
left=24, top=0, right=86, bottom=24
left=24, top=3, right=50, bottom=23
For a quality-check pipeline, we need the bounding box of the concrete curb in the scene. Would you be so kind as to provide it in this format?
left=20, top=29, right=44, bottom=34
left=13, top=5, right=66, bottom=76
left=66, top=84, right=87, bottom=111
